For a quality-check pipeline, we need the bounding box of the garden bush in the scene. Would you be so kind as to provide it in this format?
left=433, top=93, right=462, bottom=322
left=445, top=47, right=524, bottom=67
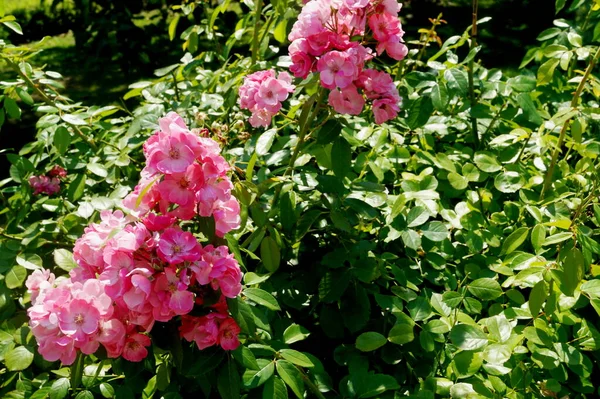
left=1, top=0, right=600, bottom=398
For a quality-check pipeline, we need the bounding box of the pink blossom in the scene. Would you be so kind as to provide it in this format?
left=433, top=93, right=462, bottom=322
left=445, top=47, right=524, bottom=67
left=376, top=39, right=408, bottom=61
left=58, top=299, right=100, bottom=341
left=317, top=50, right=358, bottom=89
left=157, top=228, right=201, bottom=265
left=147, top=133, right=197, bottom=174
left=328, top=85, right=365, bottom=115
left=29, top=175, right=60, bottom=196
left=122, top=333, right=151, bottom=362
left=373, top=97, right=401, bottom=124
left=218, top=318, right=241, bottom=350
left=180, top=315, right=220, bottom=350
left=48, top=165, right=67, bottom=178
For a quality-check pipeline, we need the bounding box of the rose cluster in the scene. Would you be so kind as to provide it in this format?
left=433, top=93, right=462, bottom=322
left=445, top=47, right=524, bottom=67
left=288, top=0, right=406, bottom=123
left=27, top=113, right=244, bottom=365
left=29, top=165, right=67, bottom=196
left=123, top=112, right=241, bottom=237
left=238, top=70, right=296, bottom=128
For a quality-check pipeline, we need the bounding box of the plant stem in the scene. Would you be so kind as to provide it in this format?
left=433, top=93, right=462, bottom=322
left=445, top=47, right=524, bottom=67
left=468, top=0, right=480, bottom=148
left=299, top=368, right=328, bottom=399
left=267, top=88, right=325, bottom=218
left=540, top=46, right=600, bottom=200
left=250, top=0, right=264, bottom=64
left=70, top=351, right=85, bottom=390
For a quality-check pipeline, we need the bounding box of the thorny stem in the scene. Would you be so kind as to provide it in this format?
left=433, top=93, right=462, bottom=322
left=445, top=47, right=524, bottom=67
left=540, top=46, right=600, bottom=200
left=413, top=13, right=443, bottom=70
left=481, top=101, right=506, bottom=146
left=3, top=57, right=98, bottom=150
left=267, top=88, right=325, bottom=217
left=250, top=0, right=264, bottom=64
left=468, top=0, right=480, bottom=148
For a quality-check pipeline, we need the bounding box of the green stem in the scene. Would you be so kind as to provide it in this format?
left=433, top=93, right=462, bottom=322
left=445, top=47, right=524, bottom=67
left=468, top=0, right=480, bottom=148
left=250, top=0, right=264, bottom=64
left=267, top=87, right=325, bottom=218
left=540, top=46, right=600, bottom=200
left=70, top=351, right=85, bottom=390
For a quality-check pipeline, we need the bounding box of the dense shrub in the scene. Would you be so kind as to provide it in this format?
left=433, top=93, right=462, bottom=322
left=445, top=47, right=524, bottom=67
left=1, top=0, right=600, bottom=398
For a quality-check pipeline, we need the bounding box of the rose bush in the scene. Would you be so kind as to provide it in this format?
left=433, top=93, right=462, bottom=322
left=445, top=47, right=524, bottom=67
left=1, top=0, right=600, bottom=398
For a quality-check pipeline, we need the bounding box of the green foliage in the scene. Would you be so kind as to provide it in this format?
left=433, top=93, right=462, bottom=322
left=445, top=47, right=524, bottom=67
left=1, top=0, right=600, bottom=398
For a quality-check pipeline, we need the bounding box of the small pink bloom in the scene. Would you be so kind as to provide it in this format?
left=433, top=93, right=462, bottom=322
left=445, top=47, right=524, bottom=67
left=372, top=97, right=400, bottom=124
left=317, top=51, right=358, bottom=89
left=122, top=333, right=151, bottom=362
left=328, top=85, right=365, bottom=115
left=218, top=318, right=241, bottom=350
left=58, top=299, right=100, bottom=341
left=157, top=227, right=201, bottom=264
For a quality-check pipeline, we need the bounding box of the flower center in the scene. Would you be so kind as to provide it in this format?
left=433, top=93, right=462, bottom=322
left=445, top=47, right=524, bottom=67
left=169, top=147, right=180, bottom=159
left=74, top=314, right=85, bottom=325
left=179, top=177, right=190, bottom=189
left=172, top=244, right=182, bottom=254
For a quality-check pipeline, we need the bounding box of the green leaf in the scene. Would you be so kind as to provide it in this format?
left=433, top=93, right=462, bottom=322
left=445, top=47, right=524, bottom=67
left=99, top=382, right=114, bottom=398
left=406, top=206, right=429, bottom=228
left=168, top=14, right=180, bottom=41
left=75, top=391, right=94, bottom=399
left=232, top=346, right=259, bottom=370
left=543, top=232, right=573, bottom=246
left=468, top=278, right=503, bottom=300
left=4, top=97, right=21, bottom=119
left=276, top=360, right=304, bottom=399
left=421, top=221, right=448, bottom=242
left=531, top=225, right=546, bottom=251
left=556, top=0, right=567, bottom=13
left=279, top=349, right=314, bottom=367
left=331, top=137, right=351, bottom=178
left=501, top=227, right=529, bottom=255
left=16, top=87, right=33, bottom=105
left=5, top=265, right=26, bottom=289
left=401, top=229, right=421, bottom=250
left=218, top=359, right=241, bottom=399
left=406, top=96, right=433, bottom=129
left=50, top=378, right=70, bottom=399
left=356, top=332, right=387, bottom=352
left=227, top=297, right=257, bottom=335
left=537, top=58, right=560, bottom=86
left=453, top=351, right=484, bottom=378
left=431, top=82, right=448, bottom=111
left=448, top=172, right=468, bottom=190
left=263, top=377, right=288, bottom=399
left=67, top=174, right=86, bottom=202
left=243, top=359, right=275, bottom=388
left=260, top=236, right=280, bottom=273
left=388, top=323, right=414, bottom=345
left=53, top=126, right=71, bottom=155
left=517, top=93, right=543, bottom=125
left=450, top=324, right=488, bottom=351
left=283, top=324, right=310, bottom=344
left=87, top=163, right=108, bottom=178
left=5, top=346, right=34, bottom=371
left=243, top=288, right=280, bottom=311
left=425, top=319, right=450, bottom=334
left=54, top=249, right=78, bottom=272
left=354, top=372, right=400, bottom=398
left=444, top=68, right=469, bottom=96
left=557, top=247, right=584, bottom=296
left=581, top=280, right=600, bottom=298
left=529, top=280, right=548, bottom=316
left=61, top=113, right=87, bottom=126
left=16, top=253, right=42, bottom=270
left=494, top=171, right=524, bottom=193
left=256, top=129, right=277, bottom=156
left=474, top=152, right=502, bottom=173
left=2, top=20, right=22, bottom=34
